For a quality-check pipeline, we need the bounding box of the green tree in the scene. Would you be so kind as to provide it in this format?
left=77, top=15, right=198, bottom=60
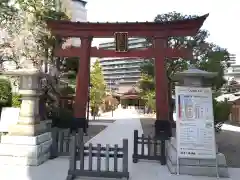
left=90, top=60, right=106, bottom=119
left=60, top=57, right=79, bottom=85
left=221, top=78, right=240, bottom=93
left=213, top=98, right=232, bottom=132
left=0, top=0, right=69, bottom=69
left=0, top=78, right=12, bottom=111
left=139, top=12, right=230, bottom=120
left=0, top=0, right=17, bottom=23
left=142, top=90, right=156, bottom=113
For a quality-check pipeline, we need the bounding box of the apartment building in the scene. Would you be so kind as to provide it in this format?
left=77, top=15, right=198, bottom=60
left=99, top=38, right=147, bottom=93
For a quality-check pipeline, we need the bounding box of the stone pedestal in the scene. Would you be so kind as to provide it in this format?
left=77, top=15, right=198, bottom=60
left=166, top=137, right=229, bottom=177
left=0, top=69, right=52, bottom=166
left=0, top=132, right=52, bottom=166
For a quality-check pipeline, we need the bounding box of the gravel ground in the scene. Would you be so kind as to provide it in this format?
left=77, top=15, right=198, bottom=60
left=55, top=125, right=107, bottom=144
left=84, top=125, right=107, bottom=143
left=215, top=130, right=240, bottom=168
left=140, top=118, right=240, bottom=168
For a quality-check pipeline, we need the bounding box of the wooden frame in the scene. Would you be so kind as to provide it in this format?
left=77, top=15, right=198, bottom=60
left=66, top=129, right=129, bottom=180
left=132, top=129, right=169, bottom=165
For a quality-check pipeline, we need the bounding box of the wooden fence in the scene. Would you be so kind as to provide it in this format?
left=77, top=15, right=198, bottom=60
left=132, top=129, right=168, bottom=165
left=66, top=129, right=129, bottom=180
left=50, top=127, right=72, bottom=158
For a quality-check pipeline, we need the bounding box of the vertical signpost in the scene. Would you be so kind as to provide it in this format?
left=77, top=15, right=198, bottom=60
left=115, top=32, right=128, bottom=52
left=175, top=86, right=218, bottom=177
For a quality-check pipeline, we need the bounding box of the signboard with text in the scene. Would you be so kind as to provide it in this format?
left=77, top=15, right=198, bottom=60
left=114, top=32, right=128, bottom=52
left=175, top=86, right=216, bottom=159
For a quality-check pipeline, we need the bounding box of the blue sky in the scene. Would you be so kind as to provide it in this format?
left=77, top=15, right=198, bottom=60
left=85, top=0, right=240, bottom=63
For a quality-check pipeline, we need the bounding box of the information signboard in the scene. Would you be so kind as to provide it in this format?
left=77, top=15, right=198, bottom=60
left=175, top=86, right=216, bottom=159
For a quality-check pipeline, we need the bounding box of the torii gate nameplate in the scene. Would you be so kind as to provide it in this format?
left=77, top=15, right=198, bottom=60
left=114, top=32, right=128, bottom=52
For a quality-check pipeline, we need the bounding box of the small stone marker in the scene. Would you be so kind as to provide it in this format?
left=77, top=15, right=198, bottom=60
left=0, top=107, right=20, bottom=133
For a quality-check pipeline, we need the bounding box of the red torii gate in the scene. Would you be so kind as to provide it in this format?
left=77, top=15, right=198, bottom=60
left=47, top=14, right=208, bottom=130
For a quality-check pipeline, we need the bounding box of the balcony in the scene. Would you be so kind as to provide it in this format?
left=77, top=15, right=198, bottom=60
left=226, top=71, right=240, bottom=76
left=106, top=80, right=139, bottom=86
left=119, top=80, right=139, bottom=84
left=103, top=70, right=140, bottom=75
left=105, top=76, right=140, bottom=82
left=100, top=60, right=144, bottom=66
left=102, top=64, right=142, bottom=70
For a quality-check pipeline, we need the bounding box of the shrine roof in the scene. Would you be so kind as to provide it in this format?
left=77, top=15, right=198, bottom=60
left=120, top=94, right=139, bottom=100
left=123, top=87, right=140, bottom=95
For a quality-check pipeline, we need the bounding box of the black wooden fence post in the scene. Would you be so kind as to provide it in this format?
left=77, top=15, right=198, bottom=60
left=78, top=128, right=85, bottom=170
left=132, top=129, right=168, bottom=166
left=132, top=130, right=138, bottom=163
left=66, top=131, right=77, bottom=180
left=160, top=140, right=166, bottom=165
left=50, top=127, right=58, bottom=159
left=122, top=139, right=129, bottom=174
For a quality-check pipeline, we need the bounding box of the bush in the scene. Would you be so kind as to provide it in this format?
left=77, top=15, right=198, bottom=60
left=66, top=71, right=76, bottom=79
left=91, top=105, right=99, bottom=116
left=12, top=94, right=22, bottom=107
left=0, top=78, right=12, bottom=112
left=51, top=107, right=74, bottom=128
left=101, top=96, right=119, bottom=112
left=59, top=86, right=75, bottom=96
left=213, top=98, right=231, bottom=132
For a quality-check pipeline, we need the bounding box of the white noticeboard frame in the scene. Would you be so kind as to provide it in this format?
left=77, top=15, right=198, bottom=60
left=175, top=86, right=218, bottom=177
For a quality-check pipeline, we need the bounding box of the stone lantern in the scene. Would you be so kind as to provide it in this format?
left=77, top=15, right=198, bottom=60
left=0, top=68, right=52, bottom=166
left=166, top=64, right=229, bottom=177
left=173, top=64, right=217, bottom=87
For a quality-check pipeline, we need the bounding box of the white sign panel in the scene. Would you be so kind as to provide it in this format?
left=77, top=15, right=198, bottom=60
left=0, top=107, right=20, bottom=132
left=175, top=86, right=216, bottom=159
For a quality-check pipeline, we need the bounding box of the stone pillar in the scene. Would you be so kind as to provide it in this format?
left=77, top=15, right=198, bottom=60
left=166, top=65, right=229, bottom=177
left=0, top=69, right=52, bottom=166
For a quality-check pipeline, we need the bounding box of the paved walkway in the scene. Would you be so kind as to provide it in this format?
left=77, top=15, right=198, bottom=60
left=1, top=108, right=240, bottom=180
left=88, top=110, right=118, bottom=120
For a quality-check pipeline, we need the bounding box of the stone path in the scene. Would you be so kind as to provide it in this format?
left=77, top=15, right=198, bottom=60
left=88, top=110, right=117, bottom=121
left=1, top=108, right=240, bottom=180
left=88, top=122, right=112, bottom=126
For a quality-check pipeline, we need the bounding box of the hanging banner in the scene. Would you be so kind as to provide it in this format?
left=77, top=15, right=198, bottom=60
left=175, top=86, right=216, bottom=159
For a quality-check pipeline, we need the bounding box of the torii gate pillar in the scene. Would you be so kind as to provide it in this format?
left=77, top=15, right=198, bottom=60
left=154, top=37, right=169, bottom=121
left=72, top=37, right=92, bottom=132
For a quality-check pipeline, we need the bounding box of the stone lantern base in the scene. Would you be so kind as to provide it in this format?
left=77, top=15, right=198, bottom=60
left=0, top=69, right=52, bottom=166
left=166, top=137, right=229, bottom=177
left=0, top=132, right=52, bottom=166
